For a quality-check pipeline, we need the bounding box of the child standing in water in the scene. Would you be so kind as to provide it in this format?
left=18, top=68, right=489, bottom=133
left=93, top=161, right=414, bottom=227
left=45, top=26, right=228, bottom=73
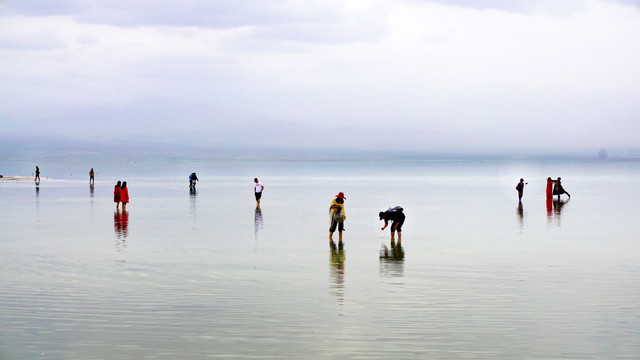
left=329, top=192, right=346, bottom=243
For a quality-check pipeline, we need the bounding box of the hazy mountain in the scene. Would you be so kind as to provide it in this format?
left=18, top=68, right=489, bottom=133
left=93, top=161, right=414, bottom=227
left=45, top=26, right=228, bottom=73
left=1, top=100, right=634, bottom=159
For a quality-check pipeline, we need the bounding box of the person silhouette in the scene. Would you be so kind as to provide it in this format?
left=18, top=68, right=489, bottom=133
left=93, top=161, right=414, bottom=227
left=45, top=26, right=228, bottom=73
left=189, top=172, right=199, bottom=189
left=553, top=177, right=570, bottom=199
left=516, top=178, right=526, bottom=202
left=379, top=206, right=405, bottom=241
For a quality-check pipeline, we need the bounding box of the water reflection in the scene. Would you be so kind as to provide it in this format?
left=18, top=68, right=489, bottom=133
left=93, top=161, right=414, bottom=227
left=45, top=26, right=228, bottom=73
left=547, top=198, right=569, bottom=227
left=190, top=187, right=197, bottom=220
left=553, top=198, right=569, bottom=224
left=329, top=240, right=345, bottom=304
left=114, top=210, right=129, bottom=240
left=254, top=207, right=263, bottom=239
left=517, top=202, right=524, bottom=229
left=89, top=183, right=95, bottom=198
left=379, top=240, right=404, bottom=278
left=35, top=181, right=40, bottom=229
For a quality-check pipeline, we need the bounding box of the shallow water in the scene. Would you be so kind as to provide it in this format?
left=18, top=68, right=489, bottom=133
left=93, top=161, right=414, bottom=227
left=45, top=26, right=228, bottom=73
left=1, top=159, right=639, bottom=359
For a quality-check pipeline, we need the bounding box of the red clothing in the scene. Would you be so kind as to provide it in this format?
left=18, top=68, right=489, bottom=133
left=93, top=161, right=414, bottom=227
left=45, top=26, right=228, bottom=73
left=546, top=179, right=554, bottom=199
left=120, top=187, right=129, bottom=203
left=114, top=186, right=121, bottom=203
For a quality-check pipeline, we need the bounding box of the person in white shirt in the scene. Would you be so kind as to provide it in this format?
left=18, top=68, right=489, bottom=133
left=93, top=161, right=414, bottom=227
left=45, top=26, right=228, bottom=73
left=254, top=178, right=264, bottom=207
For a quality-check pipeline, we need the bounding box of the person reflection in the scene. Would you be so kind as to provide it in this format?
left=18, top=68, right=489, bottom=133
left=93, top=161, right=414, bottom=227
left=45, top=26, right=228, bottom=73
left=90, top=183, right=95, bottom=198
left=517, top=202, right=524, bottom=229
left=189, top=187, right=197, bottom=220
left=114, top=210, right=129, bottom=239
left=254, top=206, right=263, bottom=238
left=553, top=198, right=569, bottom=220
left=379, top=239, right=404, bottom=278
left=329, top=240, right=345, bottom=304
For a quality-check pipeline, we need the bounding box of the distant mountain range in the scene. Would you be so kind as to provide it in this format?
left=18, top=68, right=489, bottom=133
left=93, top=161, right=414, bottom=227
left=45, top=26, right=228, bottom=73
left=1, top=100, right=636, bottom=160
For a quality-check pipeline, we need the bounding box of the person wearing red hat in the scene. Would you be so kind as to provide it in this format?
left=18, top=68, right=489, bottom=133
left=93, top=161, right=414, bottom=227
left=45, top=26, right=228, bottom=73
left=329, top=192, right=346, bottom=243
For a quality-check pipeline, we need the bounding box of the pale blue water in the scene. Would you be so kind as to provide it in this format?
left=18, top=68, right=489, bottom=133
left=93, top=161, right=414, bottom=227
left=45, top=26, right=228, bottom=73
left=1, top=158, right=639, bottom=359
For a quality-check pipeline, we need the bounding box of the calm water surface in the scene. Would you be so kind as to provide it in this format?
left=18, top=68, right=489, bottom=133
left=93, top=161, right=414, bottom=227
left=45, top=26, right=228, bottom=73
left=1, top=159, right=639, bottom=359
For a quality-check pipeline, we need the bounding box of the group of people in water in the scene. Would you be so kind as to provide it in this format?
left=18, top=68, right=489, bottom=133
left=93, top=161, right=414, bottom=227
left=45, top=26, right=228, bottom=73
left=328, top=191, right=406, bottom=245
left=32, top=166, right=571, bottom=244
left=516, top=177, right=571, bottom=202
left=113, top=181, right=130, bottom=211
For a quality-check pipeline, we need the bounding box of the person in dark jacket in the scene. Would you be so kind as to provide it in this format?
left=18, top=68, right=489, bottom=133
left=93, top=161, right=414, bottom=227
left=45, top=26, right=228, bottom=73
left=553, top=177, right=570, bottom=199
left=189, top=173, right=199, bottom=189
left=516, top=178, right=526, bottom=202
left=379, top=206, right=405, bottom=241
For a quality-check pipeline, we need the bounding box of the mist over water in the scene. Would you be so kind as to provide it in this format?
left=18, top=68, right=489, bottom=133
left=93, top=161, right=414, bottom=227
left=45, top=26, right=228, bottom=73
left=1, top=158, right=639, bottom=359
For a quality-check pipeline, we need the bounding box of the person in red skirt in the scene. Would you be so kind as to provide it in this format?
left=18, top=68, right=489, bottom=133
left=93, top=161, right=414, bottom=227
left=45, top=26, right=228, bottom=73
left=120, top=181, right=129, bottom=211
left=114, top=181, right=122, bottom=210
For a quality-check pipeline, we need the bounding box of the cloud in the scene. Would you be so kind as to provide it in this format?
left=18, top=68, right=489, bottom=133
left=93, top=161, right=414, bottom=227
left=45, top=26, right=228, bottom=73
left=419, top=0, right=587, bottom=14
left=4, top=0, right=345, bottom=28
left=0, top=26, right=67, bottom=50
left=1, top=0, right=639, bottom=152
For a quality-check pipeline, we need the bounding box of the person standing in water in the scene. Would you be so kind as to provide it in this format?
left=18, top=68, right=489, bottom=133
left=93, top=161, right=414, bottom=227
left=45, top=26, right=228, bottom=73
left=89, top=168, right=95, bottom=184
left=114, top=181, right=122, bottom=210
left=34, top=166, right=40, bottom=182
left=546, top=177, right=555, bottom=199
left=553, top=177, right=570, bottom=199
left=379, top=206, right=405, bottom=242
left=329, top=192, right=346, bottom=243
left=254, top=178, right=264, bottom=207
left=516, top=178, right=526, bottom=202
left=189, top=172, right=199, bottom=189
left=120, top=181, right=129, bottom=211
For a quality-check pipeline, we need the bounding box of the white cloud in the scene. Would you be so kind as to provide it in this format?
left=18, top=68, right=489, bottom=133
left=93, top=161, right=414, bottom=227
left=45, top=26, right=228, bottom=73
left=0, top=0, right=639, bottom=150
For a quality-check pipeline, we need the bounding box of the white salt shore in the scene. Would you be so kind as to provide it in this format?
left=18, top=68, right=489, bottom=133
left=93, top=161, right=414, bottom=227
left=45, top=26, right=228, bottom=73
left=0, top=176, right=46, bottom=181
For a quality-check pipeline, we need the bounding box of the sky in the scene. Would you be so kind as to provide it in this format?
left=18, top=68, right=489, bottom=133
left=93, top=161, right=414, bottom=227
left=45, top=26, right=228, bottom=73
left=1, top=0, right=639, bottom=153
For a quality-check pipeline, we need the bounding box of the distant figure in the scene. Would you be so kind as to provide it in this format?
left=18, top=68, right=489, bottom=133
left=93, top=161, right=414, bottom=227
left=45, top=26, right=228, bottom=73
left=329, top=192, right=347, bottom=243
left=189, top=172, right=199, bottom=189
left=34, top=166, right=40, bottom=182
left=516, top=178, right=527, bottom=202
left=120, top=181, right=129, bottom=211
left=379, top=206, right=405, bottom=241
left=254, top=178, right=264, bottom=207
left=553, top=177, right=570, bottom=199
left=89, top=168, right=95, bottom=184
left=546, top=177, right=555, bottom=199
left=114, top=181, right=122, bottom=210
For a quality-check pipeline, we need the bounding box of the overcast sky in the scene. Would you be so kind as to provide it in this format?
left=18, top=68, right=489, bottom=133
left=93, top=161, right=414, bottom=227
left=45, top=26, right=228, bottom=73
left=1, top=0, right=639, bottom=151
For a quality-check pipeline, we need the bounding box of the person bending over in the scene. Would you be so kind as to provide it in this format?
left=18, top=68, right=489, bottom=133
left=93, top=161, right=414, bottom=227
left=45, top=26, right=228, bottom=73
left=379, top=206, right=405, bottom=241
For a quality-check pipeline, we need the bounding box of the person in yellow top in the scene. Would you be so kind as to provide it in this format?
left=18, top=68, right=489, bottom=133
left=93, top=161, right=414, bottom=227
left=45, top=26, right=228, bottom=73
left=329, top=192, right=346, bottom=243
